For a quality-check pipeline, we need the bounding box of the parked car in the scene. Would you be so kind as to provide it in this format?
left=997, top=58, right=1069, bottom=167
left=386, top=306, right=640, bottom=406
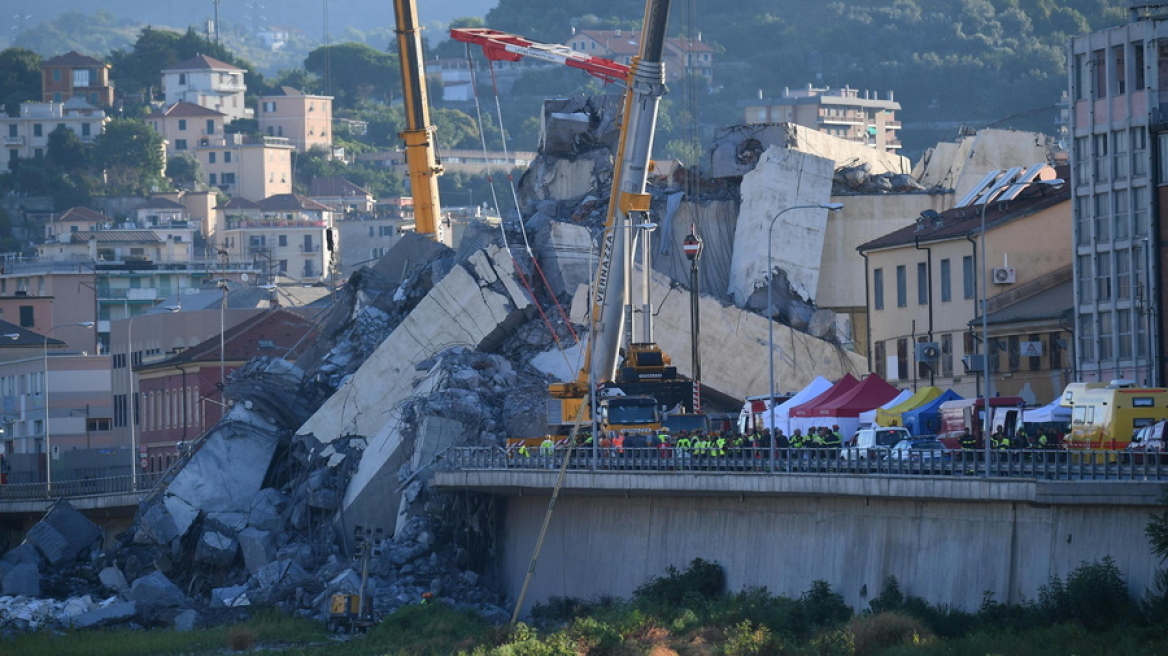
left=885, top=439, right=952, bottom=465
left=841, top=427, right=911, bottom=461
left=1125, top=420, right=1168, bottom=465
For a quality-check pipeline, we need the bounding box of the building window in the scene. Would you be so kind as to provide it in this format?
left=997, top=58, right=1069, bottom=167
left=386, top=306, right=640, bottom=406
left=962, top=256, right=975, bottom=299
left=178, top=119, right=187, bottom=131
left=873, top=268, right=884, bottom=310
left=1075, top=196, right=1090, bottom=246
left=1113, top=129, right=1128, bottom=180
left=1117, top=248, right=1131, bottom=299
left=1074, top=137, right=1089, bottom=184
left=208, top=152, right=216, bottom=163
left=917, top=262, right=928, bottom=305
left=1008, top=335, right=1020, bottom=372
left=18, top=305, right=33, bottom=327
left=896, top=338, right=908, bottom=380
left=81, top=123, right=90, bottom=137
left=1134, top=186, right=1149, bottom=235
left=940, top=259, right=951, bottom=302
left=206, top=119, right=215, bottom=134
left=941, top=333, right=953, bottom=377
left=52, top=69, right=61, bottom=82
left=989, top=338, right=1001, bottom=374
left=33, top=124, right=42, bottom=137
left=1098, top=311, right=1114, bottom=360
left=896, top=265, right=907, bottom=307
left=1096, top=252, right=1112, bottom=301
left=222, top=172, right=235, bottom=184
left=1118, top=309, right=1133, bottom=359
left=178, top=73, right=186, bottom=85
left=208, top=173, right=217, bottom=185
left=1050, top=332, right=1064, bottom=370
left=1077, top=254, right=1094, bottom=304
left=175, top=139, right=187, bottom=150
left=1134, top=41, right=1146, bottom=91
left=1133, top=127, right=1148, bottom=177
left=1092, top=49, right=1106, bottom=99
left=874, top=341, right=887, bottom=378
left=1093, top=193, right=1110, bottom=242
left=278, top=234, right=287, bottom=247
left=1112, top=44, right=1126, bottom=95
left=224, top=152, right=232, bottom=163
left=1113, top=189, right=1129, bottom=239
left=1094, top=133, right=1109, bottom=183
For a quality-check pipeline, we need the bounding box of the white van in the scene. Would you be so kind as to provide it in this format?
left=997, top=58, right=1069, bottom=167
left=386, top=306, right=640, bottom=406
left=841, top=426, right=911, bottom=461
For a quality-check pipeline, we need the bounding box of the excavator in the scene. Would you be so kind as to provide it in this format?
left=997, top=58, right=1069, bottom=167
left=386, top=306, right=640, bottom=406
left=454, top=0, right=703, bottom=443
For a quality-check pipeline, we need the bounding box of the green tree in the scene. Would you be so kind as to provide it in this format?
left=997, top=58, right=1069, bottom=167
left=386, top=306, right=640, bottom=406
left=109, top=27, right=262, bottom=103
left=93, top=119, right=165, bottom=195
left=0, top=47, right=42, bottom=116
left=165, top=153, right=206, bottom=189
left=304, top=42, right=399, bottom=108
left=47, top=126, right=89, bottom=171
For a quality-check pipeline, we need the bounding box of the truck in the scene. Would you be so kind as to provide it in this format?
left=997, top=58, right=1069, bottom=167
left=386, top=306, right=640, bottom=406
left=456, top=1, right=700, bottom=443
left=1064, top=381, right=1168, bottom=451
left=938, top=396, right=1026, bottom=449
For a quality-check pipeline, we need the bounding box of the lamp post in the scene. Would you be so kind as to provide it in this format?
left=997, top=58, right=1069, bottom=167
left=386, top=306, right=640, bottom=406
left=981, top=178, right=1062, bottom=474
left=43, top=321, right=95, bottom=490
left=588, top=221, right=657, bottom=467
left=767, top=203, right=844, bottom=469
left=127, top=305, right=180, bottom=491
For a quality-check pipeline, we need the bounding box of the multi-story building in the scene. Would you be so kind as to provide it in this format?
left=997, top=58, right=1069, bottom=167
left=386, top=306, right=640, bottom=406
left=335, top=217, right=407, bottom=278
left=214, top=193, right=336, bottom=283
left=258, top=86, right=333, bottom=152
left=145, top=101, right=227, bottom=157
left=1067, top=3, right=1163, bottom=386
left=190, top=134, right=293, bottom=201
left=309, top=177, right=375, bottom=215
left=740, top=85, right=903, bottom=152
left=858, top=167, right=1071, bottom=403
left=355, top=148, right=536, bottom=176
left=565, top=29, right=715, bottom=84
left=2, top=99, right=108, bottom=170
left=40, top=51, right=114, bottom=106
left=161, top=55, right=252, bottom=122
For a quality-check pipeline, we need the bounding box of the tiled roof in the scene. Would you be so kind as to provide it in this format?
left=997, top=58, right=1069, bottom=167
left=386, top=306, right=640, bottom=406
left=857, top=168, right=1071, bottom=253
left=55, top=206, right=109, bottom=223
left=44, top=51, right=107, bottom=68
left=137, top=197, right=185, bottom=210
left=69, top=231, right=163, bottom=244
left=982, top=280, right=1073, bottom=326
left=149, top=101, right=226, bottom=118
left=217, top=197, right=261, bottom=210
left=0, top=319, right=65, bottom=348
left=149, top=308, right=319, bottom=367
left=309, top=177, right=371, bottom=198
left=258, top=194, right=332, bottom=212
left=165, top=54, right=244, bottom=72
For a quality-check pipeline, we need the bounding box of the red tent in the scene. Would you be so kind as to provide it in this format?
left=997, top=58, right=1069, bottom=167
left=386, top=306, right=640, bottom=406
left=789, top=374, right=859, bottom=418
left=813, top=374, right=900, bottom=418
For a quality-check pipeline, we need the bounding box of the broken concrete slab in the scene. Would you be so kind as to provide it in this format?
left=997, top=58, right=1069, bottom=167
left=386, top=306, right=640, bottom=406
left=253, top=559, right=308, bottom=590
left=246, top=488, right=288, bottom=532
left=24, top=500, right=102, bottom=566
left=238, top=528, right=275, bottom=576
left=138, top=502, right=181, bottom=546
left=127, top=571, right=188, bottom=607
left=1, top=543, right=44, bottom=569
left=912, top=128, right=1054, bottom=200
left=69, top=600, right=137, bottom=628
left=727, top=145, right=835, bottom=306
left=210, top=584, right=250, bottom=608
left=194, top=530, right=238, bottom=567
left=2, top=562, right=40, bottom=597
left=537, top=220, right=596, bottom=299
left=174, top=608, right=199, bottom=631
left=710, top=123, right=911, bottom=179
left=98, top=566, right=127, bottom=592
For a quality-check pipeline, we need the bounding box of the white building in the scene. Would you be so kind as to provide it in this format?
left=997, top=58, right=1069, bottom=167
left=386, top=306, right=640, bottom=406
left=1, top=99, right=108, bottom=170
left=161, top=55, right=252, bottom=122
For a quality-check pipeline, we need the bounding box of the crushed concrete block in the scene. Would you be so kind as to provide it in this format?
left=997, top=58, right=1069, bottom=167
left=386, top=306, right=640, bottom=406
left=98, top=566, right=128, bottom=592
left=206, top=512, right=248, bottom=532
left=210, top=584, right=250, bottom=608
left=2, top=562, right=40, bottom=597
left=62, top=595, right=95, bottom=616
left=238, top=528, right=275, bottom=576
left=538, top=221, right=595, bottom=299
left=254, top=559, right=308, bottom=590
left=174, top=609, right=198, bottom=631
left=276, top=544, right=314, bottom=570
left=127, top=571, right=188, bottom=607
left=69, top=601, right=137, bottom=628
left=194, top=530, right=238, bottom=567
left=246, top=488, right=288, bottom=531
left=1, top=543, right=44, bottom=568
left=25, top=500, right=101, bottom=565
left=138, top=502, right=181, bottom=546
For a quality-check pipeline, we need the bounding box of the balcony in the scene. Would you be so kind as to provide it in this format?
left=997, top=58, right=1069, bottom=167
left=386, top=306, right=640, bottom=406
left=3, top=136, right=24, bottom=146
left=227, top=219, right=326, bottom=229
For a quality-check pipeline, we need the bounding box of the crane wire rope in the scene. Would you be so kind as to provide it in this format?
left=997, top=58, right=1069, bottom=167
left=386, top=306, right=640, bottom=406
left=463, top=44, right=577, bottom=374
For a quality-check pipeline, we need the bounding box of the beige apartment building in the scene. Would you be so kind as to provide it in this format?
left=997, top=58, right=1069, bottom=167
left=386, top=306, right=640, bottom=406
left=741, top=85, right=903, bottom=152
left=2, top=99, right=108, bottom=170
left=858, top=168, right=1071, bottom=403
left=258, top=87, right=333, bottom=152
left=161, top=55, right=252, bottom=122
left=145, top=102, right=227, bottom=156
left=193, top=135, right=293, bottom=202
left=214, top=194, right=336, bottom=283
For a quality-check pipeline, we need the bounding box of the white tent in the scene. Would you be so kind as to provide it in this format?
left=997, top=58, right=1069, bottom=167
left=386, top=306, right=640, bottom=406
left=857, top=389, right=913, bottom=426
left=1023, top=399, right=1071, bottom=424
left=765, top=376, right=833, bottom=434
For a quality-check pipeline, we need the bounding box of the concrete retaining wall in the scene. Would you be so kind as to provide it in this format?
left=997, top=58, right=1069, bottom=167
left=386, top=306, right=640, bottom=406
left=496, top=490, right=1164, bottom=615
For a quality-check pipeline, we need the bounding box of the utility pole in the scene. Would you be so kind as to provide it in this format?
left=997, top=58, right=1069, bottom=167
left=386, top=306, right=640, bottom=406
left=682, top=227, right=703, bottom=412
left=212, top=0, right=221, bottom=46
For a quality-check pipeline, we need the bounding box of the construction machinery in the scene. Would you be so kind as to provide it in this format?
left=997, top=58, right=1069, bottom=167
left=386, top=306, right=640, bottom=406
left=394, top=0, right=445, bottom=243
left=455, top=0, right=699, bottom=442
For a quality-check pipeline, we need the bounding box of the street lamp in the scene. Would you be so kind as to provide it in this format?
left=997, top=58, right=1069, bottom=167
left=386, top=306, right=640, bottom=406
left=43, top=321, right=95, bottom=490
left=127, top=305, right=180, bottom=491
left=587, top=221, right=657, bottom=467
left=766, top=203, right=844, bottom=467
left=981, top=178, right=1063, bottom=473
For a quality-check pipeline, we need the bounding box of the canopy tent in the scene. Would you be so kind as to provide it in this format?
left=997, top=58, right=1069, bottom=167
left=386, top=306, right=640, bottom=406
left=900, top=389, right=962, bottom=436
left=876, top=386, right=942, bottom=426
left=793, top=375, right=900, bottom=439
left=1023, top=398, right=1071, bottom=424
left=764, top=376, right=833, bottom=434
left=858, top=389, right=914, bottom=426
left=789, top=375, right=859, bottom=418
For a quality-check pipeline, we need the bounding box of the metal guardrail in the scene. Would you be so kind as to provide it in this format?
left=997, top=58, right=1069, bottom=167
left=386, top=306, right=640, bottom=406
left=0, top=472, right=165, bottom=502
left=438, top=447, right=1168, bottom=481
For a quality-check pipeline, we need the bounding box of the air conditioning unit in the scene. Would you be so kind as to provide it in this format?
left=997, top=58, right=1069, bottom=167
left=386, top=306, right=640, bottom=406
left=915, top=342, right=941, bottom=361
left=992, top=267, right=1016, bottom=284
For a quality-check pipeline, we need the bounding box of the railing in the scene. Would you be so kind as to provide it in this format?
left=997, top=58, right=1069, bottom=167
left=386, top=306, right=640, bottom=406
left=437, top=447, right=1168, bottom=481
left=0, top=471, right=165, bottom=501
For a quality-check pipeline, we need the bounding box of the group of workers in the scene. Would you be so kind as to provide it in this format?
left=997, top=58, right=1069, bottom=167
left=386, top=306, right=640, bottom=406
left=957, top=427, right=1065, bottom=451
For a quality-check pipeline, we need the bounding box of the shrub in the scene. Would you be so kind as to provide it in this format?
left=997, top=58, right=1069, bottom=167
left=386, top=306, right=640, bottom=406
left=634, top=558, right=726, bottom=610
left=806, top=627, right=856, bottom=656
left=848, top=611, right=935, bottom=656
left=718, top=586, right=806, bottom=638
left=866, top=576, right=975, bottom=639
left=721, top=620, right=775, bottom=656
left=1038, top=556, right=1137, bottom=631
left=1142, top=567, right=1168, bottom=622
left=800, top=580, right=853, bottom=631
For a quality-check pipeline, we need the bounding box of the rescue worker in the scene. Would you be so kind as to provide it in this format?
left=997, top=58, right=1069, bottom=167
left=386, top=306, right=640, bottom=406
left=676, top=432, right=693, bottom=467
left=540, top=436, right=555, bottom=468
left=517, top=442, right=532, bottom=464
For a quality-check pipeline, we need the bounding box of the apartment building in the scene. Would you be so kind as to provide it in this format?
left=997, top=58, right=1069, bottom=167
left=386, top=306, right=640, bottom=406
left=215, top=194, right=336, bottom=283
left=258, top=86, right=333, bottom=152
left=1067, top=2, right=1165, bottom=386
left=41, top=51, right=114, bottom=106
left=740, top=85, right=903, bottom=152
left=1, top=99, right=108, bottom=170
left=858, top=167, right=1071, bottom=403
left=191, top=134, right=294, bottom=202
left=161, top=55, right=252, bottom=122
left=145, top=101, right=227, bottom=157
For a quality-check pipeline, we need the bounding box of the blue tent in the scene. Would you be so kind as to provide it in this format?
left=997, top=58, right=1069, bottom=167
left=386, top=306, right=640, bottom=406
left=900, top=389, right=963, bottom=436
